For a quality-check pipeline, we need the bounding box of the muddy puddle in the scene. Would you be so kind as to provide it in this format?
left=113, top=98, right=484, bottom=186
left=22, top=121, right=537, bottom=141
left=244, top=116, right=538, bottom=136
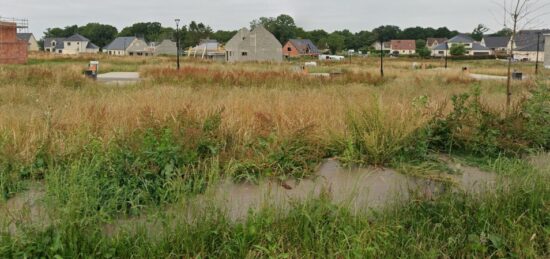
left=0, top=184, right=48, bottom=235
left=3, top=158, right=502, bottom=236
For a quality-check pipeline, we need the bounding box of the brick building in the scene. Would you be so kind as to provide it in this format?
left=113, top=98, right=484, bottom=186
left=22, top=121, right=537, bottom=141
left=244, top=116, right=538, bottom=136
left=0, top=21, right=28, bottom=64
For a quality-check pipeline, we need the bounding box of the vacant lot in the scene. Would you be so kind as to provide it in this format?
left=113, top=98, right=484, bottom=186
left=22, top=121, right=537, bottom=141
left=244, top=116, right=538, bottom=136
left=1, top=54, right=549, bottom=257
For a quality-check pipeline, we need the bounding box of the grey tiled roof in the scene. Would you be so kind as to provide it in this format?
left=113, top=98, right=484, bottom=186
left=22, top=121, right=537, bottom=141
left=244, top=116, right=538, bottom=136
left=514, top=30, right=548, bottom=51
left=86, top=42, right=99, bottom=49
left=448, top=34, right=474, bottom=43
left=471, top=42, right=491, bottom=51
left=66, top=33, right=90, bottom=42
left=104, top=37, right=137, bottom=50
left=432, top=43, right=448, bottom=50
left=16, top=33, right=33, bottom=42
left=44, top=37, right=66, bottom=49
left=483, top=36, right=510, bottom=48
left=288, top=39, right=321, bottom=54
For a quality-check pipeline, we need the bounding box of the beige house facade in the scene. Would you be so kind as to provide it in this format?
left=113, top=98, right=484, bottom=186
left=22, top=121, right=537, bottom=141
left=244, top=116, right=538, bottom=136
left=17, top=33, right=39, bottom=51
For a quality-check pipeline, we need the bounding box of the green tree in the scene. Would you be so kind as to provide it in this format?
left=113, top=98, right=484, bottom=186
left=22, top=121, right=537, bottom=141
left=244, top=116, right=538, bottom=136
left=416, top=39, right=431, bottom=58
left=250, top=14, right=299, bottom=44
left=372, top=25, right=401, bottom=42
left=44, top=25, right=79, bottom=38
left=472, top=24, right=489, bottom=41
left=119, top=22, right=165, bottom=42
left=211, top=30, right=237, bottom=43
left=491, top=28, right=513, bottom=37
left=326, top=33, right=345, bottom=54
left=450, top=44, right=466, bottom=56
left=183, top=21, right=213, bottom=47
left=78, top=23, right=118, bottom=48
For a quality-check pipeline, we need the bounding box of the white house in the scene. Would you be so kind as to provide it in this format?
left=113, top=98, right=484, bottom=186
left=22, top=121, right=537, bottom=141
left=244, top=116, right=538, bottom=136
left=103, top=36, right=139, bottom=56
left=432, top=34, right=492, bottom=57
left=390, top=40, right=416, bottom=55
left=44, top=34, right=99, bottom=54
left=512, top=30, right=548, bottom=62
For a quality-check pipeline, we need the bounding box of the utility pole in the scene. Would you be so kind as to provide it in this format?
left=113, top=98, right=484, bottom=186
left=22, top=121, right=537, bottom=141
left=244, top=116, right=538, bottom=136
left=380, top=39, right=384, bottom=77
left=535, top=32, right=540, bottom=75
left=444, top=46, right=448, bottom=69
left=175, top=18, right=181, bottom=70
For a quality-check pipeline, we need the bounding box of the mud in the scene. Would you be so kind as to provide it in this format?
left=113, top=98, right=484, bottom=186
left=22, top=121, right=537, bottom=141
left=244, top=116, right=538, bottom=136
left=0, top=184, right=48, bottom=235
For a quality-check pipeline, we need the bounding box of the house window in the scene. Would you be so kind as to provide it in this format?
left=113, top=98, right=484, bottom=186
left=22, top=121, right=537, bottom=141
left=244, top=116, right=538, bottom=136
left=438, top=51, right=444, bottom=54
left=67, top=42, right=71, bottom=46
left=77, top=42, right=80, bottom=45
left=242, top=52, right=248, bottom=56
left=58, top=50, right=62, bottom=53
left=52, top=41, right=56, bottom=46
left=287, top=47, right=292, bottom=51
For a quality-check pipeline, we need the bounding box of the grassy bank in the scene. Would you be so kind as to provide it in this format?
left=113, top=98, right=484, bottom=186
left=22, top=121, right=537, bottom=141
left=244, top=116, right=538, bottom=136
left=1, top=55, right=549, bottom=257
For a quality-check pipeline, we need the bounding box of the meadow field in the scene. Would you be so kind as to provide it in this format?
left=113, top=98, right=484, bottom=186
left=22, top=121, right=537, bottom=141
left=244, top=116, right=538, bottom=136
left=0, top=53, right=549, bottom=257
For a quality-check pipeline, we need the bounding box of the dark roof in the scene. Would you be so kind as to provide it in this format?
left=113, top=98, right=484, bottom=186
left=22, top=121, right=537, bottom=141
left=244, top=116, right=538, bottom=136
left=288, top=39, right=320, bottom=54
left=482, top=36, right=510, bottom=48
left=44, top=37, right=66, bottom=49
left=514, top=30, right=549, bottom=51
left=471, top=42, right=491, bottom=51
left=448, top=34, right=474, bottom=43
left=432, top=43, right=448, bottom=50
left=16, top=33, right=34, bottom=42
left=86, top=42, right=99, bottom=49
left=104, top=37, right=137, bottom=50
left=66, top=33, right=90, bottom=42
left=427, top=37, right=447, bottom=46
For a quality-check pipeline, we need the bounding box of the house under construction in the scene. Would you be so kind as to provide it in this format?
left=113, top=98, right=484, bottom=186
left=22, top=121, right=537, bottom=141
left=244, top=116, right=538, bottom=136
left=0, top=17, right=28, bottom=64
left=187, top=39, right=226, bottom=61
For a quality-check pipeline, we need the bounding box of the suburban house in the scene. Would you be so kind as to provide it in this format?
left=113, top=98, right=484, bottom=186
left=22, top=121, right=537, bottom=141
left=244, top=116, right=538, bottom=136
left=16, top=33, right=39, bottom=51
left=225, top=26, right=282, bottom=62
left=282, top=39, right=320, bottom=58
left=0, top=21, right=27, bottom=64
left=187, top=39, right=225, bottom=61
left=390, top=40, right=416, bottom=55
left=126, top=38, right=153, bottom=56
left=426, top=38, right=447, bottom=49
left=103, top=36, right=139, bottom=55
left=153, top=39, right=177, bottom=56
left=371, top=41, right=391, bottom=51
left=44, top=34, right=99, bottom=54
left=481, top=36, right=510, bottom=54
left=432, top=34, right=491, bottom=57
left=512, top=30, right=548, bottom=62
left=545, top=34, right=550, bottom=68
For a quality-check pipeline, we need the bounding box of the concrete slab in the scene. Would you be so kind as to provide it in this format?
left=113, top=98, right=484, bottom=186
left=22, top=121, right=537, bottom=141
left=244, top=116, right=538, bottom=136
left=469, top=73, right=507, bottom=80
left=97, top=72, right=140, bottom=84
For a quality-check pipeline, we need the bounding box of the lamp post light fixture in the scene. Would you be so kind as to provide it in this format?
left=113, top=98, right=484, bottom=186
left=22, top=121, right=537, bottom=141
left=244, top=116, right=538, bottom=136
left=175, top=18, right=181, bottom=70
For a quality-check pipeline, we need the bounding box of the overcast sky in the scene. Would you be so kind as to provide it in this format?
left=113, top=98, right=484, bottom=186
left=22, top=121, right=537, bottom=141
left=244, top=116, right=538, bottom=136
left=3, top=0, right=550, bottom=38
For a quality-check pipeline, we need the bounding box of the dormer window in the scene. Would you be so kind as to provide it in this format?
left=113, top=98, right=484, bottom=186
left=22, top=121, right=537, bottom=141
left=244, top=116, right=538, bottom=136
left=52, top=41, right=56, bottom=46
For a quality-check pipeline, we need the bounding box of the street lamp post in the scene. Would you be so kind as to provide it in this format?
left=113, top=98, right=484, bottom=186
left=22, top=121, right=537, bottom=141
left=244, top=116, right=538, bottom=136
left=175, top=18, right=181, bottom=70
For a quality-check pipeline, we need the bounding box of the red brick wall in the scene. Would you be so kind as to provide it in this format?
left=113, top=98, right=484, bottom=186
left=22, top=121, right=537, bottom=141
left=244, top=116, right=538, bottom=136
left=283, top=42, right=300, bottom=57
left=0, top=22, right=28, bottom=64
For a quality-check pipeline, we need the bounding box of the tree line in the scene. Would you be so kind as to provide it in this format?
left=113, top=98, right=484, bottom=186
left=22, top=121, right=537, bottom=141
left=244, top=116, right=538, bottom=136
left=42, top=14, right=508, bottom=54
